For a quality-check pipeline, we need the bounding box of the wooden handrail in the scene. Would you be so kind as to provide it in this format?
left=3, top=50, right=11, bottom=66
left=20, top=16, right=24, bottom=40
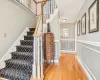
left=34, top=1, right=46, bottom=35
left=34, top=0, right=48, bottom=35
left=34, top=5, right=43, bottom=35
left=34, top=15, right=42, bottom=34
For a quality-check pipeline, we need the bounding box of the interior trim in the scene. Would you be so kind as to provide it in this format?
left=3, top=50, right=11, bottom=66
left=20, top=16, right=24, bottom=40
left=77, top=55, right=96, bottom=80
left=77, top=40, right=100, bottom=47
left=77, top=43, right=100, bottom=54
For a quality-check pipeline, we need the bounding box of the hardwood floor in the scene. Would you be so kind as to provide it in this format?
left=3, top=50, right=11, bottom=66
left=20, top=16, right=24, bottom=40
left=44, top=53, right=88, bottom=80
left=31, top=53, right=88, bottom=80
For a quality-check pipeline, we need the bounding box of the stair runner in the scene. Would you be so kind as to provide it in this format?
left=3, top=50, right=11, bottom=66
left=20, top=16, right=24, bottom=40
left=0, top=28, right=35, bottom=80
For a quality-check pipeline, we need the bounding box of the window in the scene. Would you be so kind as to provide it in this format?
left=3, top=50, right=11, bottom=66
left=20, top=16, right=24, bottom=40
left=62, top=28, right=69, bottom=37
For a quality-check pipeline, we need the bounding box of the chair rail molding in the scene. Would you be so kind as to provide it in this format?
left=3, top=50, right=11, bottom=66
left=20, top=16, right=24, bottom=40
left=77, top=40, right=100, bottom=48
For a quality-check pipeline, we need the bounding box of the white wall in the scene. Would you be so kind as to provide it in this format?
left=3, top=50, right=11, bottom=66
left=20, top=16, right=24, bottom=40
left=76, top=0, right=100, bottom=42
left=76, top=0, right=100, bottom=79
left=31, top=0, right=36, bottom=14
left=0, top=0, right=36, bottom=59
left=50, top=12, right=60, bottom=40
left=50, top=11, right=60, bottom=61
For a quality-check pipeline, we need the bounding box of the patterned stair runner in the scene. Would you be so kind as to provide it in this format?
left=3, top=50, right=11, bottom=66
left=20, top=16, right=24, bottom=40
left=0, top=28, right=35, bottom=80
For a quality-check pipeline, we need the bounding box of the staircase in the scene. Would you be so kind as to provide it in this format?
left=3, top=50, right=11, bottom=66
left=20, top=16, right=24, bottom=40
left=0, top=0, right=58, bottom=79
left=0, top=28, right=35, bottom=80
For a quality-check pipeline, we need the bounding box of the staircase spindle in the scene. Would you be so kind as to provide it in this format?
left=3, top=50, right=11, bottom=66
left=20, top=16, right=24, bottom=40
left=40, top=37, right=43, bottom=78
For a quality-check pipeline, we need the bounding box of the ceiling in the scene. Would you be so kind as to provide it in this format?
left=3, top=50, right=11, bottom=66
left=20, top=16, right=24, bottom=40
left=56, top=0, right=86, bottom=23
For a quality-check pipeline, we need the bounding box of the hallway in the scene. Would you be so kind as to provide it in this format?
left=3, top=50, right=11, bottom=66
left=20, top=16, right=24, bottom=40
left=43, top=53, right=88, bottom=80
left=0, top=0, right=99, bottom=79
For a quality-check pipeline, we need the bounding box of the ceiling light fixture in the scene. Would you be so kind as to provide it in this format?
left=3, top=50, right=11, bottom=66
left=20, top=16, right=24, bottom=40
left=62, top=19, right=67, bottom=22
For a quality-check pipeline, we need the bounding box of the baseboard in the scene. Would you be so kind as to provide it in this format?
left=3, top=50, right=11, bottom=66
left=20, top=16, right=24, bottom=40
left=0, top=27, right=29, bottom=69
left=76, top=55, right=96, bottom=80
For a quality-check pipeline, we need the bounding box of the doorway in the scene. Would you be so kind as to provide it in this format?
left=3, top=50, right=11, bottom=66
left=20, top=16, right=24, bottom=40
left=60, top=23, right=76, bottom=53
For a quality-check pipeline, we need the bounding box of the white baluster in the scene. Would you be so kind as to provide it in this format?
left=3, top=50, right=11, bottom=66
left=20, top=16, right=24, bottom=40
left=33, top=37, right=36, bottom=79
left=40, top=37, right=43, bottom=78
left=37, top=37, right=41, bottom=79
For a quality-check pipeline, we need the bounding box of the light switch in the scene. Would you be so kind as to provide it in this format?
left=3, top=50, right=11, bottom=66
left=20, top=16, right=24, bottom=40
left=4, top=33, right=7, bottom=38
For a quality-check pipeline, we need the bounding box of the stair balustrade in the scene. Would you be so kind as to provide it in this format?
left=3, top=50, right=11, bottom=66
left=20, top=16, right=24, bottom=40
left=33, top=0, right=57, bottom=79
left=33, top=34, right=43, bottom=79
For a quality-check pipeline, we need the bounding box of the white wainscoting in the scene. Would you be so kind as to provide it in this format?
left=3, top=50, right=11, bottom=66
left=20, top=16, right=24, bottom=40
left=60, top=39, right=76, bottom=52
left=77, top=55, right=95, bottom=80
left=76, top=40, right=100, bottom=80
